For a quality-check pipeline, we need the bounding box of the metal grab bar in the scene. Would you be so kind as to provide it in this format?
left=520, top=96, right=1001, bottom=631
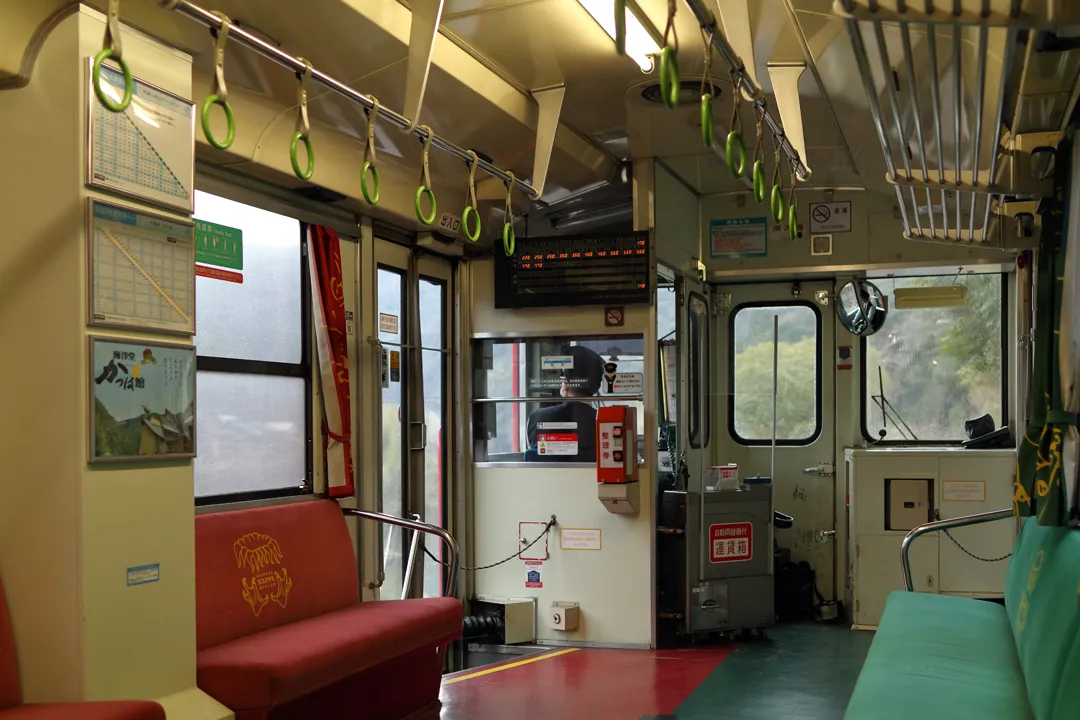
left=156, top=0, right=540, bottom=200
left=900, top=508, right=1015, bottom=591
left=342, top=508, right=459, bottom=599
left=401, top=513, right=422, bottom=600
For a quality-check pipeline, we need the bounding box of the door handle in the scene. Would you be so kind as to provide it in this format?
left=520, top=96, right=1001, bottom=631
left=409, top=420, right=427, bottom=452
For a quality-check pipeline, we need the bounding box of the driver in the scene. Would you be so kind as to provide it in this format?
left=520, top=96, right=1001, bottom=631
left=526, top=345, right=606, bottom=462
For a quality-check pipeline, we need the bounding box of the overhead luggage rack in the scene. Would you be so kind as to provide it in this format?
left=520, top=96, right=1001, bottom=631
left=833, top=0, right=1076, bottom=247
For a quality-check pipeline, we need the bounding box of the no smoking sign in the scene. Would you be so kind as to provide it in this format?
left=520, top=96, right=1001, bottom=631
left=808, top=201, right=852, bottom=234
left=605, top=307, right=624, bottom=327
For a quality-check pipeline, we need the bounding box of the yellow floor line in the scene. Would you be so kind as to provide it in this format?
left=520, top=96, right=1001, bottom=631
left=443, top=648, right=579, bottom=685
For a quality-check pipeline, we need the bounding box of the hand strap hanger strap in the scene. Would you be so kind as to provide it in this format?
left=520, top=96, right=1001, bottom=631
left=201, top=12, right=235, bottom=150
left=415, top=125, right=437, bottom=226
left=290, top=58, right=315, bottom=180
left=502, top=172, right=516, bottom=257
left=361, top=96, right=381, bottom=205
left=462, top=150, right=481, bottom=242
left=93, top=0, right=133, bottom=112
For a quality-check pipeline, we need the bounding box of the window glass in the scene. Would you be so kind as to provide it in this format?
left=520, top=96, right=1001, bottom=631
left=193, top=191, right=301, bottom=364
left=194, top=373, right=307, bottom=498
left=378, top=268, right=404, bottom=598
left=419, top=277, right=447, bottom=598
left=473, top=335, right=646, bottom=463
left=688, top=294, right=709, bottom=448
left=193, top=190, right=310, bottom=502
left=863, top=273, right=1004, bottom=442
left=731, top=304, right=819, bottom=443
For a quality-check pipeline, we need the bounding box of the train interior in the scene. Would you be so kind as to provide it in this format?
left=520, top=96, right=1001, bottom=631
left=2, top=0, right=1080, bottom=718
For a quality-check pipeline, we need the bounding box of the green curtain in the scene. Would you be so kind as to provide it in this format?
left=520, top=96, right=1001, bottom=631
left=1015, top=128, right=1074, bottom=526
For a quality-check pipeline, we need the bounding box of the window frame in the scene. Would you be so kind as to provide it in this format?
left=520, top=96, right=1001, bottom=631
left=728, top=300, right=823, bottom=447
left=193, top=219, right=314, bottom=507
left=858, top=272, right=1010, bottom=446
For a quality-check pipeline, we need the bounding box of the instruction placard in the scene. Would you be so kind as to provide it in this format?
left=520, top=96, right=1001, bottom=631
left=602, top=372, right=643, bottom=395
left=537, top=433, right=578, bottom=456
left=560, top=528, right=602, bottom=551
left=709, top=217, right=767, bottom=259
left=389, top=350, right=401, bottom=383
left=942, top=480, right=986, bottom=502
left=379, top=313, right=399, bottom=334
left=525, top=560, right=543, bottom=588
left=808, top=201, right=852, bottom=233
left=709, top=522, right=753, bottom=563
left=541, top=355, right=574, bottom=370
left=194, top=220, right=243, bottom=270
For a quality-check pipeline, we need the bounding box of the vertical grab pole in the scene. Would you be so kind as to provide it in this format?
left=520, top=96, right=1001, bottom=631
left=771, top=314, right=778, bottom=483
left=401, top=513, right=422, bottom=600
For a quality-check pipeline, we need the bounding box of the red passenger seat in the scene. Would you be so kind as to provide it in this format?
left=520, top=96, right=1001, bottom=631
left=195, top=499, right=461, bottom=720
left=0, top=578, right=165, bottom=720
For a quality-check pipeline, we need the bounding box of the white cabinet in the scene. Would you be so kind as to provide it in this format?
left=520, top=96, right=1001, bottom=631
left=846, top=448, right=1020, bottom=628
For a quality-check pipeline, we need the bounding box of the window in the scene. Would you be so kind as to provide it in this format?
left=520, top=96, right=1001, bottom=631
left=730, top=303, right=821, bottom=445
left=862, top=273, right=1006, bottom=443
left=193, top=190, right=311, bottom=503
left=472, top=335, right=646, bottom=464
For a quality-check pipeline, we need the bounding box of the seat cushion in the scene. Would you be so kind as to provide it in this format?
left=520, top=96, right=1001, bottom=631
left=1005, top=520, right=1080, bottom=719
left=195, top=500, right=361, bottom=651
left=0, top=702, right=165, bottom=720
left=197, top=598, right=462, bottom=711
left=845, top=592, right=1032, bottom=720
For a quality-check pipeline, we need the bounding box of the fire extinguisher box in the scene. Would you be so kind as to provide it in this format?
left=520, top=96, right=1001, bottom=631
left=596, top=406, right=638, bottom=484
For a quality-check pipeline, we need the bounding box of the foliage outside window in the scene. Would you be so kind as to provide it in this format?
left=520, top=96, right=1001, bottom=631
left=473, top=335, right=646, bottom=463
left=193, top=190, right=311, bottom=503
left=863, top=273, right=1005, bottom=443
left=731, top=304, right=820, bottom=444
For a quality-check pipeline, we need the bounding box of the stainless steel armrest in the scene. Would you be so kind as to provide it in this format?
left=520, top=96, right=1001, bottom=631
left=342, top=508, right=459, bottom=599
left=901, top=508, right=1015, bottom=592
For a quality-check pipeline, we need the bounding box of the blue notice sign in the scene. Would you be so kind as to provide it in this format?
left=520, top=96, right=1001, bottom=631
left=709, top=217, right=768, bottom=259
left=127, top=564, right=160, bottom=586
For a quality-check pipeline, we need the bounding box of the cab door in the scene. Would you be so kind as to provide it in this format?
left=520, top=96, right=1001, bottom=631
left=679, top=276, right=712, bottom=492
left=714, top=281, right=837, bottom=602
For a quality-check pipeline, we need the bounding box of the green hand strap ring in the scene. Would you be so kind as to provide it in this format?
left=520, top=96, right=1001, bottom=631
left=361, top=96, right=381, bottom=205
left=92, top=49, right=133, bottom=113
left=701, top=95, right=714, bottom=148
left=290, top=132, right=314, bottom=181
left=415, top=186, right=437, bottom=225
left=770, top=185, right=785, bottom=223
left=415, top=125, right=437, bottom=225
left=753, top=161, right=766, bottom=203
left=614, top=0, right=626, bottom=55
left=659, top=46, right=680, bottom=109
left=202, top=95, right=235, bottom=151
left=726, top=131, right=747, bottom=178
left=788, top=206, right=798, bottom=240
left=462, top=150, right=481, bottom=242
left=503, top=221, right=516, bottom=256
left=201, top=12, right=235, bottom=150
left=290, top=58, right=314, bottom=181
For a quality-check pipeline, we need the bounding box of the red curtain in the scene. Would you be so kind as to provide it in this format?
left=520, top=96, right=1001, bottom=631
left=307, top=225, right=354, bottom=498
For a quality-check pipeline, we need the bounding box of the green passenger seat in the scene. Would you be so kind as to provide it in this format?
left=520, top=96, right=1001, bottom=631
left=845, top=518, right=1080, bottom=720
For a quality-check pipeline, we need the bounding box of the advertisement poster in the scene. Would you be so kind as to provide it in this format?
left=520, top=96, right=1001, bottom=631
left=89, top=336, right=196, bottom=462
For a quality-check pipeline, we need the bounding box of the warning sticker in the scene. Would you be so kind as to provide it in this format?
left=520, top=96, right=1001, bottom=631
left=525, top=560, right=543, bottom=588
left=808, top=201, right=852, bottom=234
left=537, top=433, right=578, bottom=456
left=537, top=422, right=577, bottom=430
left=379, top=312, right=399, bottom=334
left=709, top=522, right=753, bottom=563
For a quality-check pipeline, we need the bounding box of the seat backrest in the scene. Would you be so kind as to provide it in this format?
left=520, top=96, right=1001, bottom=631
left=1005, top=518, right=1080, bottom=719
left=0, top=577, right=22, bottom=709
left=195, top=499, right=360, bottom=651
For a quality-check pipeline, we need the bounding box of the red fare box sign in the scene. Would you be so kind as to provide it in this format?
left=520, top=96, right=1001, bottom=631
left=709, top=522, right=753, bottom=563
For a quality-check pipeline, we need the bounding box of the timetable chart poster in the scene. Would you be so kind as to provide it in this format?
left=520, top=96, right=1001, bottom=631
left=88, top=200, right=195, bottom=335
left=89, top=337, right=196, bottom=463
left=87, top=60, right=196, bottom=213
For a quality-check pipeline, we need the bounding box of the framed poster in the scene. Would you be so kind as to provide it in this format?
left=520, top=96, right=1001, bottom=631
left=87, top=199, right=196, bottom=336
left=88, top=336, right=196, bottom=463
left=86, top=58, right=196, bottom=214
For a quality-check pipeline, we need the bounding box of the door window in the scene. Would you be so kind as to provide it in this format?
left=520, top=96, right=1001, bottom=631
left=377, top=267, right=405, bottom=599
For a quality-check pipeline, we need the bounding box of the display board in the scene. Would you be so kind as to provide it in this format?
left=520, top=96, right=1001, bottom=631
left=493, top=231, right=651, bottom=309
left=87, top=199, right=196, bottom=335
left=86, top=59, right=196, bottom=213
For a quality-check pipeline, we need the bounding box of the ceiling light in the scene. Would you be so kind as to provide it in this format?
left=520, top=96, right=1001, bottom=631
left=576, top=0, right=660, bottom=73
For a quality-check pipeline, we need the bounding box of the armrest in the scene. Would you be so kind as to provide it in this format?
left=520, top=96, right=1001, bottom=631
left=901, top=508, right=1015, bottom=592
left=341, top=508, right=459, bottom=598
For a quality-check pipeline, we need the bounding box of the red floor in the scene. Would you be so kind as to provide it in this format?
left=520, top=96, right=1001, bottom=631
left=439, top=647, right=734, bottom=719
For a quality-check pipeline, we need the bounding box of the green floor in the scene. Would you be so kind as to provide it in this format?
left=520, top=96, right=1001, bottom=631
left=673, top=623, right=875, bottom=719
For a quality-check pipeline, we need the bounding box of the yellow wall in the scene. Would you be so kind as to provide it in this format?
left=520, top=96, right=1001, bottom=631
left=0, top=6, right=229, bottom=716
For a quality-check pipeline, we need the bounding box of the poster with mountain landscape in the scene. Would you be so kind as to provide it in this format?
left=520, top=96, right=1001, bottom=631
left=89, top=336, right=196, bottom=462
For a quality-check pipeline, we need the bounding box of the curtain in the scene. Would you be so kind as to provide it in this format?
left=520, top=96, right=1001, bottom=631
left=307, top=224, right=354, bottom=498
left=1060, top=133, right=1080, bottom=518
left=1016, top=129, right=1075, bottom=525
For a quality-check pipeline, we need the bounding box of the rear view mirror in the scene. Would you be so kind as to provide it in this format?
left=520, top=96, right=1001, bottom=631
left=836, top=279, right=887, bottom=337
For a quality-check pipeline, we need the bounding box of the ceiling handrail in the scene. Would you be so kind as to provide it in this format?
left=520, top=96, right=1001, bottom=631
left=681, top=0, right=811, bottom=183
left=156, top=0, right=541, bottom=200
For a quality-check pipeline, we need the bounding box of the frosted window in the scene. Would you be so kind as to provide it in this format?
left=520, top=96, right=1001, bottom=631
left=194, top=372, right=306, bottom=498
left=192, top=190, right=302, bottom=364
